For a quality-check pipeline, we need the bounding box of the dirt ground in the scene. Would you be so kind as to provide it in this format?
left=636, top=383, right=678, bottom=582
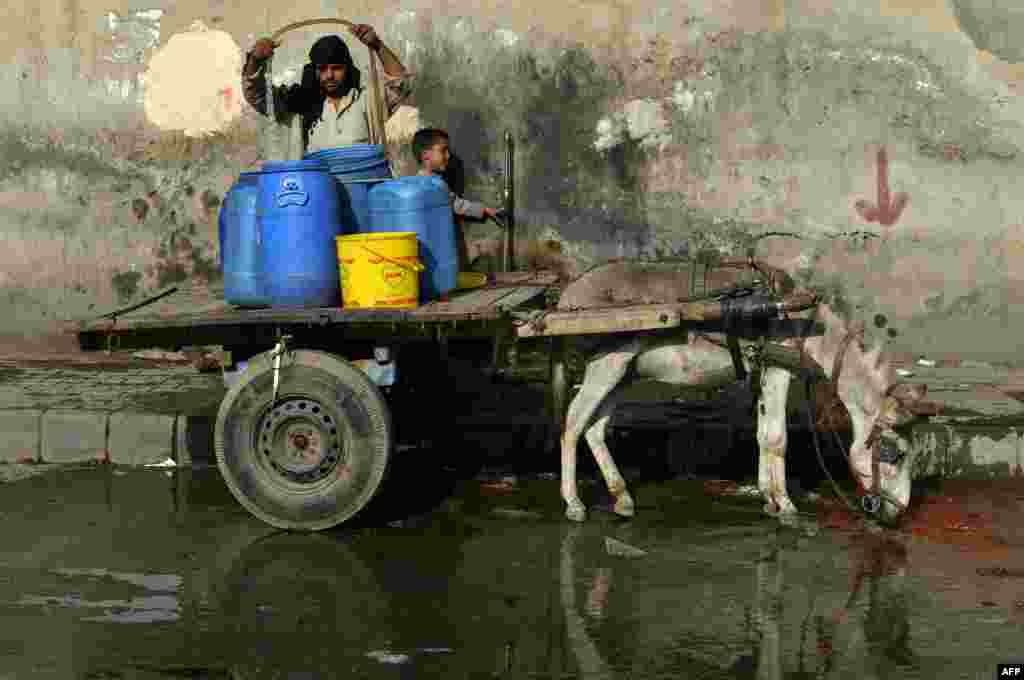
left=815, top=477, right=1024, bottom=546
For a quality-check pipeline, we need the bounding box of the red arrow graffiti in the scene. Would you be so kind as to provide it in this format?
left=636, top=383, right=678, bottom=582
left=854, top=147, right=909, bottom=227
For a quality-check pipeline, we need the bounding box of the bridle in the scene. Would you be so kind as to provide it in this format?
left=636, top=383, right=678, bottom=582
left=794, top=315, right=910, bottom=518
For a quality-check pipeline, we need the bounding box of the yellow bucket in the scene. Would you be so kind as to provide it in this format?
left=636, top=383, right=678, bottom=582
left=336, top=232, right=425, bottom=309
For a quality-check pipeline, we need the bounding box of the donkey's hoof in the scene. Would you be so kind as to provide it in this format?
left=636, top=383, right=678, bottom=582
left=565, top=502, right=587, bottom=523
left=613, top=493, right=635, bottom=518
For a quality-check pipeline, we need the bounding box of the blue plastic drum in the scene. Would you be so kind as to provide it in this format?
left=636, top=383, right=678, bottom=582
left=220, top=172, right=269, bottom=307
left=367, top=175, right=458, bottom=301
left=258, top=159, right=342, bottom=307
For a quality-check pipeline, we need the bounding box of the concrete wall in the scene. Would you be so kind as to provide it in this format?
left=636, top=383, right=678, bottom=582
left=3, top=0, right=1024, bottom=361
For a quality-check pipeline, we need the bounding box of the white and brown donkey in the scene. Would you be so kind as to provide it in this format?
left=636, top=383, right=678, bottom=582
left=553, top=259, right=932, bottom=526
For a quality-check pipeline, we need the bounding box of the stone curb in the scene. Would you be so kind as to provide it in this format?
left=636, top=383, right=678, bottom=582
left=0, top=409, right=214, bottom=467
left=0, top=408, right=1023, bottom=478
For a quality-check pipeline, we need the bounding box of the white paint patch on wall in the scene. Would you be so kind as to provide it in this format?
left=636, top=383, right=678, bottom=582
left=593, top=116, right=626, bottom=152
left=103, top=76, right=145, bottom=104
left=623, top=99, right=671, bottom=149
left=671, top=82, right=695, bottom=112
left=593, top=99, right=671, bottom=152
left=142, top=21, right=243, bottom=137
left=104, top=9, right=164, bottom=65
left=494, top=29, right=521, bottom=47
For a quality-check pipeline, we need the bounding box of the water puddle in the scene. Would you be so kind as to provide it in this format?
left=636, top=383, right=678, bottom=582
left=13, top=566, right=183, bottom=624
left=0, top=465, right=1019, bottom=678
left=18, top=593, right=179, bottom=624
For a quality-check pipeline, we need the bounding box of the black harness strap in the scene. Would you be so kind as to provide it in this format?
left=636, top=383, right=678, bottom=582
left=726, top=334, right=747, bottom=383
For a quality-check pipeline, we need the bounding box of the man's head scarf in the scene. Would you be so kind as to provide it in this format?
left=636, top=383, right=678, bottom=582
left=309, top=35, right=353, bottom=67
left=286, top=34, right=362, bottom=137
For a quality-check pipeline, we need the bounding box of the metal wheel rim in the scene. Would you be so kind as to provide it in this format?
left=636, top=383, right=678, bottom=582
left=253, top=396, right=346, bottom=488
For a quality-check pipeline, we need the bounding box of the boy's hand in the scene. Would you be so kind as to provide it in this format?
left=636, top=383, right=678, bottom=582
left=482, top=207, right=499, bottom=220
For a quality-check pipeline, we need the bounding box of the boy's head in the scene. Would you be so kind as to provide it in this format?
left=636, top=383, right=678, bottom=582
left=412, top=128, right=451, bottom=173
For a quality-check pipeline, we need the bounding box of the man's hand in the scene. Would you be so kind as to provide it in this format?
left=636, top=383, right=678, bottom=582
left=350, top=24, right=382, bottom=51
left=251, top=37, right=279, bottom=61
left=482, top=207, right=500, bottom=220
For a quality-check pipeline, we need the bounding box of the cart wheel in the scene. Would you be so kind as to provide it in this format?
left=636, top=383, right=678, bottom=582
left=217, top=531, right=391, bottom=675
left=215, top=349, right=392, bottom=530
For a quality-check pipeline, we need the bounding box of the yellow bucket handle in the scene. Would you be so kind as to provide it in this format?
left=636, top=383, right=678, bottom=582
left=358, top=243, right=426, bottom=273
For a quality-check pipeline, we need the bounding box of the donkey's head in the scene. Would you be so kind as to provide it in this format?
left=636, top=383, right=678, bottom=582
left=808, top=306, right=930, bottom=524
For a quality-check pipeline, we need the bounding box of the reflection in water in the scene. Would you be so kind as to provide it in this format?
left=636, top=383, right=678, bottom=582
left=217, top=531, right=394, bottom=677
left=1, top=467, right=1019, bottom=678
left=835, top=534, right=917, bottom=679
left=18, top=593, right=180, bottom=624
left=553, top=525, right=922, bottom=680
left=17, top=566, right=183, bottom=624
left=561, top=526, right=614, bottom=680
left=749, top=531, right=917, bottom=680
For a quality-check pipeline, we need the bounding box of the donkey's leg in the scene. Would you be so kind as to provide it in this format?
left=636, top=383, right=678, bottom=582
left=755, top=544, right=784, bottom=680
left=561, top=350, right=635, bottom=522
left=756, top=366, right=797, bottom=517
left=583, top=392, right=635, bottom=518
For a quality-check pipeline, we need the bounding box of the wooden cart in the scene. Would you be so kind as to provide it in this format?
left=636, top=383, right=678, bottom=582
left=74, top=272, right=578, bottom=530
left=73, top=271, right=817, bottom=531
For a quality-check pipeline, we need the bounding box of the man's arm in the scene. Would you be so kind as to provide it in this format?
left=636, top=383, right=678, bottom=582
left=241, top=42, right=295, bottom=123
left=350, top=25, right=413, bottom=117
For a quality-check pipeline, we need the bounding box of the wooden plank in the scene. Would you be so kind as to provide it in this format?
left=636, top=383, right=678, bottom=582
left=414, top=287, right=520, bottom=317
left=493, top=286, right=548, bottom=311
left=77, top=280, right=555, bottom=334
left=490, top=270, right=560, bottom=287
left=515, top=289, right=820, bottom=339
left=516, top=304, right=685, bottom=338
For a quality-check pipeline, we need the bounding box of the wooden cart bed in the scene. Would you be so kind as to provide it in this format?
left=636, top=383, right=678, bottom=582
left=74, top=271, right=561, bottom=349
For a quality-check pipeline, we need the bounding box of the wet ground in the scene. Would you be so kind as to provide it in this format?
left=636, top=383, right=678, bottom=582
left=1, top=453, right=1023, bottom=680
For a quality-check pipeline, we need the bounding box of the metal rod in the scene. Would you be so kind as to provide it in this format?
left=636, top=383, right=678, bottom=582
left=503, top=131, right=515, bottom=272
left=96, top=286, right=179, bottom=321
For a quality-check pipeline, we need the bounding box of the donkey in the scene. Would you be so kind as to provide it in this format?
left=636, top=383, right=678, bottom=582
left=554, top=260, right=929, bottom=526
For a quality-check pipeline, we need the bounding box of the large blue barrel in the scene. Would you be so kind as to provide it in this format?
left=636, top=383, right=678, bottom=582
left=304, top=145, right=392, bottom=234
left=220, top=172, right=269, bottom=307
left=258, top=159, right=342, bottom=307
left=367, top=175, right=458, bottom=301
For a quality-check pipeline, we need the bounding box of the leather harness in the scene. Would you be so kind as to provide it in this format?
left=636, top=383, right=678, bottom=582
left=709, top=277, right=905, bottom=516
left=673, top=256, right=907, bottom=517
left=792, top=319, right=907, bottom=515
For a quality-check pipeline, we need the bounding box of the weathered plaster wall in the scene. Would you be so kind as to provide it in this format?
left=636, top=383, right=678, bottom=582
left=3, top=0, right=1024, bottom=360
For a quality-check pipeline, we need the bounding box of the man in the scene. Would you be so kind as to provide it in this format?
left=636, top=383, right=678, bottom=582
left=241, top=25, right=411, bottom=153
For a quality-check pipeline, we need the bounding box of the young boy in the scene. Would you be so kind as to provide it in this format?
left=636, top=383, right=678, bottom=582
left=412, top=128, right=499, bottom=221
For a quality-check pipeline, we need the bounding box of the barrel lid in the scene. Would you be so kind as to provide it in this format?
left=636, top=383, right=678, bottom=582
left=305, top=144, right=385, bottom=161
left=261, top=159, right=329, bottom=173
left=369, top=174, right=452, bottom=209
left=378, top=174, right=449, bottom=189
